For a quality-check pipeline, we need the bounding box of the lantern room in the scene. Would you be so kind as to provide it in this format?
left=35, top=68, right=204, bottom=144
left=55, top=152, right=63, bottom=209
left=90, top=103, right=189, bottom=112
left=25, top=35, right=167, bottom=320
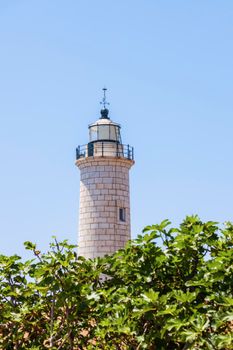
left=89, top=108, right=122, bottom=144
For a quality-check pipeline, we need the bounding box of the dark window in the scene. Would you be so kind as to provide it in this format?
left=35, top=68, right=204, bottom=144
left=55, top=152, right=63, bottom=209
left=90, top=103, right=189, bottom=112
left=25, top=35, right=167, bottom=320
left=88, top=143, right=94, bottom=156
left=119, top=208, right=126, bottom=222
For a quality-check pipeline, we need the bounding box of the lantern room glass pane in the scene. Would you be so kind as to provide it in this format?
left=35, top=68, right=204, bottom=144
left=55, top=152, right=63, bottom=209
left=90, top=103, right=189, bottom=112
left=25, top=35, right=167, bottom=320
left=115, top=127, right=121, bottom=143
left=116, top=127, right=121, bottom=142
left=89, top=126, right=98, bottom=142
left=99, top=125, right=109, bottom=140
left=110, top=125, right=117, bottom=140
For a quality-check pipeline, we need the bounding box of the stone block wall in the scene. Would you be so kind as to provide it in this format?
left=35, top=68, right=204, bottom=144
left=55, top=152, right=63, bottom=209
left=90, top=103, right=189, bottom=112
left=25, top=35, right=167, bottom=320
left=76, top=156, right=134, bottom=259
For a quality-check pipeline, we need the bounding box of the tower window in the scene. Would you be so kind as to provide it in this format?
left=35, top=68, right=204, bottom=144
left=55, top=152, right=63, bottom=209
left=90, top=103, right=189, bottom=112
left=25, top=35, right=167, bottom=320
left=119, top=208, right=126, bottom=222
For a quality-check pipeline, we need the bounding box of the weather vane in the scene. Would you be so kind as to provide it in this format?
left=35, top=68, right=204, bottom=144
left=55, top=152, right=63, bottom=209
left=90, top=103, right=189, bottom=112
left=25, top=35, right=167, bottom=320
left=100, top=87, right=110, bottom=109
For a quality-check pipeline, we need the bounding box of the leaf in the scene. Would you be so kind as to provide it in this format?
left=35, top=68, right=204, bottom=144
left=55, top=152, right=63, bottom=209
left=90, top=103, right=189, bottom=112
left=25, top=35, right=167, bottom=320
left=24, top=241, right=36, bottom=251
left=141, top=289, right=159, bottom=303
left=87, top=291, right=100, bottom=302
left=222, top=313, right=233, bottom=322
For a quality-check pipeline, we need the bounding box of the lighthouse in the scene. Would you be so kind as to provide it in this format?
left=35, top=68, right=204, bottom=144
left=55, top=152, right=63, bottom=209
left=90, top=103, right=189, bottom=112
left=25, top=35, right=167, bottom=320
left=76, top=89, right=134, bottom=259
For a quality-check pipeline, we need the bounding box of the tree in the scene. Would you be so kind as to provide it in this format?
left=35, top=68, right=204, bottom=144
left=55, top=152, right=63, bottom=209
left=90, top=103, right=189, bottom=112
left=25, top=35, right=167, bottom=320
left=0, top=216, right=232, bottom=349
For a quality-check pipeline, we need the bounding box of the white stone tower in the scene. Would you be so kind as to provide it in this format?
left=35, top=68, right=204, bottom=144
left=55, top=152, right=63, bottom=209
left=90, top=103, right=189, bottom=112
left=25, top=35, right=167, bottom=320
left=76, top=89, right=134, bottom=259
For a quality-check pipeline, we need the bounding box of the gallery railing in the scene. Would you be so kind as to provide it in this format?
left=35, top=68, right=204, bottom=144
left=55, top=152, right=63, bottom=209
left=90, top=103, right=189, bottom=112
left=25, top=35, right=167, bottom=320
left=76, top=143, right=134, bottom=161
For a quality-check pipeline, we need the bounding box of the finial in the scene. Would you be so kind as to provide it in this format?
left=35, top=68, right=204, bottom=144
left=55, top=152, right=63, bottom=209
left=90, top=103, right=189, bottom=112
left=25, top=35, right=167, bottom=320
left=100, top=87, right=110, bottom=119
left=100, top=87, right=110, bottom=109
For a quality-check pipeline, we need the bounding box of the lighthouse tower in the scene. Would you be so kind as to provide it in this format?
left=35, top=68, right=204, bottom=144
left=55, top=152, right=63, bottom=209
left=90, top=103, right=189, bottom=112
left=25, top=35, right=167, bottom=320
left=76, top=89, right=134, bottom=259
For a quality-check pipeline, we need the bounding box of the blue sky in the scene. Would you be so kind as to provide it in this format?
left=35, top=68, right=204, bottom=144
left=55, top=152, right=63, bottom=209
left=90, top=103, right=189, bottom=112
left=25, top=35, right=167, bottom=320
left=0, top=0, right=233, bottom=259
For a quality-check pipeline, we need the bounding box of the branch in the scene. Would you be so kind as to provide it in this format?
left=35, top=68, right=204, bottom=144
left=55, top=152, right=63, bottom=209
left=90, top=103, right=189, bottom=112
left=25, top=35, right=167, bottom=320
left=49, top=291, right=55, bottom=348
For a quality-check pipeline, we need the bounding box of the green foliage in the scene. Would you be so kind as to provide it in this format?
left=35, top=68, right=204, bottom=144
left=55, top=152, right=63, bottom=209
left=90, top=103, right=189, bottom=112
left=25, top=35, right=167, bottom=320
left=0, top=216, right=232, bottom=349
